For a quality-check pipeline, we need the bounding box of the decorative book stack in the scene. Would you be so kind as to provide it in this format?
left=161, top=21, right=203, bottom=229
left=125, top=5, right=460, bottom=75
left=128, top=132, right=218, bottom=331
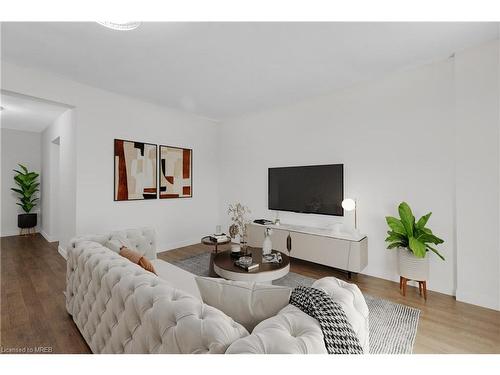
left=209, top=234, right=229, bottom=243
left=234, top=262, right=259, bottom=272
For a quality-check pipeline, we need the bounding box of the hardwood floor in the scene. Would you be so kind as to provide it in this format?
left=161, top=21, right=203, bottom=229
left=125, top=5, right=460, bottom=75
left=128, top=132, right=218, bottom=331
left=1, top=234, right=499, bottom=354
left=1, top=234, right=91, bottom=354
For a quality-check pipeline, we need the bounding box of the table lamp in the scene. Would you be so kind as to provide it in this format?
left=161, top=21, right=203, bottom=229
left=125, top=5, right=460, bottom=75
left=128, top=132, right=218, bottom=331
left=342, top=198, right=359, bottom=235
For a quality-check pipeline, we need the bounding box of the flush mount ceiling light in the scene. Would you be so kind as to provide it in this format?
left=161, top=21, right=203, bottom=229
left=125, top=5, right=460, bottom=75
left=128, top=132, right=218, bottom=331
left=97, top=21, right=141, bottom=31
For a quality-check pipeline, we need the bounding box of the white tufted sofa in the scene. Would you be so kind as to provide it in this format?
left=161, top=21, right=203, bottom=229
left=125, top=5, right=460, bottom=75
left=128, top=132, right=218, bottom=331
left=66, top=239, right=248, bottom=353
left=66, top=228, right=369, bottom=354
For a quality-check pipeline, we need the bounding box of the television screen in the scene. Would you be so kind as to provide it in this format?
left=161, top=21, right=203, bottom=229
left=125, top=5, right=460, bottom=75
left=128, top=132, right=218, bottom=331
left=268, top=164, right=343, bottom=216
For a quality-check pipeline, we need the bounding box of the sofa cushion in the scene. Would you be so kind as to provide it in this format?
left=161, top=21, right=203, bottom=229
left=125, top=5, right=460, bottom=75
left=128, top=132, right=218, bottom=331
left=226, top=304, right=327, bottom=354
left=311, top=277, right=369, bottom=353
left=151, top=259, right=202, bottom=300
left=195, top=277, right=291, bottom=332
left=226, top=277, right=370, bottom=354
left=108, top=230, right=154, bottom=258
left=105, top=238, right=132, bottom=253
left=120, top=247, right=157, bottom=275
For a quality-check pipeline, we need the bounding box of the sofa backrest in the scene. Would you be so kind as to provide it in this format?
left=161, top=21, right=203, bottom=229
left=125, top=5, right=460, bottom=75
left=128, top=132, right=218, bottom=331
left=68, top=227, right=157, bottom=260
left=66, top=241, right=249, bottom=354
left=226, top=277, right=370, bottom=354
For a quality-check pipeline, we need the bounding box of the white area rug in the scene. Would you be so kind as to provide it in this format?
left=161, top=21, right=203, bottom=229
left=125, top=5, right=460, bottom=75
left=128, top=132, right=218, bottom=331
left=171, top=252, right=420, bottom=354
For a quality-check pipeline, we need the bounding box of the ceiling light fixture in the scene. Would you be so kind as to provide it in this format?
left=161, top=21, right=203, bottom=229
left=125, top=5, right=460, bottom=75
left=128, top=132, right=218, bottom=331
left=97, top=21, right=141, bottom=31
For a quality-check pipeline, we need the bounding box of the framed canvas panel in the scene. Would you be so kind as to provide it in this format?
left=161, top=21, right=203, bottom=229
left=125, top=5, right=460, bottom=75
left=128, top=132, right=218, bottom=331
left=114, top=139, right=158, bottom=201
left=159, top=145, right=193, bottom=199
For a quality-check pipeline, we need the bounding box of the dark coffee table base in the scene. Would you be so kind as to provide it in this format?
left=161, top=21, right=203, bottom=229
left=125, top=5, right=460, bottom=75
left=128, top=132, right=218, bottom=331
left=209, top=252, right=218, bottom=277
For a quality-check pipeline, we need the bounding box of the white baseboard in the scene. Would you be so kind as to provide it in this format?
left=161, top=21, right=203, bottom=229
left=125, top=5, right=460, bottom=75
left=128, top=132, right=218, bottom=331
left=456, top=289, right=500, bottom=311
left=0, top=230, right=21, bottom=237
left=58, top=245, right=68, bottom=260
left=1, top=226, right=41, bottom=237
left=40, top=229, right=57, bottom=243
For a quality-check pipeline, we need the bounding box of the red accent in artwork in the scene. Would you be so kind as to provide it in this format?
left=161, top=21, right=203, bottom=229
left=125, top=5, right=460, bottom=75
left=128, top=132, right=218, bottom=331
left=182, top=186, right=191, bottom=196
left=115, top=139, right=128, bottom=200
left=166, top=176, right=174, bottom=184
left=183, top=149, right=191, bottom=179
left=143, top=188, right=157, bottom=193
left=160, top=193, right=180, bottom=199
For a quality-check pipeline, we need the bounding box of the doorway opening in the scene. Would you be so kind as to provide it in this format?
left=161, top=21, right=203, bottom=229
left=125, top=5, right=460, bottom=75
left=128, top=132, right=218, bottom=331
left=1, top=90, right=76, bottom=254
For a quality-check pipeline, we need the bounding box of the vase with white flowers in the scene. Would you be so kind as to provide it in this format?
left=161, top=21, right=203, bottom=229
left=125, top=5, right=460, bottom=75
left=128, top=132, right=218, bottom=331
left=228, top=202, right=251, bottom=254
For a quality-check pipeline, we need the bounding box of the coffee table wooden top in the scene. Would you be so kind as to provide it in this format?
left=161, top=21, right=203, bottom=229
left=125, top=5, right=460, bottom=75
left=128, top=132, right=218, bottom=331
left=213, top=247, right=290, bottom=282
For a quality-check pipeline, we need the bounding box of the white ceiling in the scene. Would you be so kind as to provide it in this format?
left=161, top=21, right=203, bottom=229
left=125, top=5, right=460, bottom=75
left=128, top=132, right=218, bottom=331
left=0, top=92, right=69, bottom=132
left=1, top=22, right=498, bottom=119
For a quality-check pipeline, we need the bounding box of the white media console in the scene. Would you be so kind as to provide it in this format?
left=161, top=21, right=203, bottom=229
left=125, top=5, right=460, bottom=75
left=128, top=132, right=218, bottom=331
left=247, top=222, right=368, bottom=277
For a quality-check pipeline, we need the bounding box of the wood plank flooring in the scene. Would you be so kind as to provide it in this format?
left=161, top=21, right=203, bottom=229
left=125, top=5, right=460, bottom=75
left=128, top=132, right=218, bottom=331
left=1, top=234, right=91, bottom=353
left=2, top=234, right=499, bottom=354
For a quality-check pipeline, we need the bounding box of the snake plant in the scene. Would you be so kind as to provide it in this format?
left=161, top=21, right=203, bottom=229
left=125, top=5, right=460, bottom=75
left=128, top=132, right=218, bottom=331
left=11, top=164, right=40, bottom=213
left=385, top=202, right=445, bottom=260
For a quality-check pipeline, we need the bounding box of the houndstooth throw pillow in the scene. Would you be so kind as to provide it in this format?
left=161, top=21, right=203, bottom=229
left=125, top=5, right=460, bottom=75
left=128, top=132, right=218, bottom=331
left=290, top=286, right=363, bottom=354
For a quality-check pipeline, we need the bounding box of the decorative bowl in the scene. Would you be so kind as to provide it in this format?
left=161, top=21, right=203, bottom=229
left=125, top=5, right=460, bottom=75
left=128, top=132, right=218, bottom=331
left=238, top=256, right=253, bottom=267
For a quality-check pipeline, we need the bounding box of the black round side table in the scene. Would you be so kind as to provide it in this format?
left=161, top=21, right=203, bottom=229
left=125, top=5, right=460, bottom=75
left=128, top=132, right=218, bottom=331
left=201, top=235, right=231, bottom=277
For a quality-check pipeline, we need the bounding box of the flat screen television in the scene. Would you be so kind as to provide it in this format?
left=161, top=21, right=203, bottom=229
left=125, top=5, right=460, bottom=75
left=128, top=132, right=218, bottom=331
left=268, top=164, right=344, bottom=216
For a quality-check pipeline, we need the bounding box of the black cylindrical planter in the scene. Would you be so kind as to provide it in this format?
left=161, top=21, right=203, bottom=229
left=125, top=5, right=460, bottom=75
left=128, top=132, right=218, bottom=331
left=18, top=213, right=37, bottom=229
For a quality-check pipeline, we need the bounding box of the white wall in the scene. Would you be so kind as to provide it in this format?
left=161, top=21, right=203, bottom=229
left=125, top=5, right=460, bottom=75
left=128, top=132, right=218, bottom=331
left=455, top=41, right=500, bottom=310
left=217, top=40, right=500, bottom=310
left=41, top=109, right=75, bottom=249
left=2, top=62, right=221, bottom=251
left=1, top=128, right=42, bottom=236
left=218, top=59, right=457, bottom=296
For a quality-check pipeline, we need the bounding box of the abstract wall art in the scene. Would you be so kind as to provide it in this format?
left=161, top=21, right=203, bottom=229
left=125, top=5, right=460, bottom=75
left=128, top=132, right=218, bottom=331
left=159, top=145, right=192, bottom=199
left=114, top=139, right=157, bottom=201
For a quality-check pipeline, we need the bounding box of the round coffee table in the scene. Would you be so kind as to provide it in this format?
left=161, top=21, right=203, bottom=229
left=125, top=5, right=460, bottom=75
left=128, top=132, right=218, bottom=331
left=213, top=247, right=290, bottom=283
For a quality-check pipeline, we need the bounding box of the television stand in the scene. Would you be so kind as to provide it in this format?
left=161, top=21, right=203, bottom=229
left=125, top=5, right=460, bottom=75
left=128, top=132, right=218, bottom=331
left=247, top=222, right=368, bottom=275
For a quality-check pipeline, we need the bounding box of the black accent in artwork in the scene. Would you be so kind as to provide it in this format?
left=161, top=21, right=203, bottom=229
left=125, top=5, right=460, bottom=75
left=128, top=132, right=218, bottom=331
left=143, top=194, right=157, bottom=199
left=134, top=142, right=145, bottom=156
left=161, top=159, right=166, bottom=176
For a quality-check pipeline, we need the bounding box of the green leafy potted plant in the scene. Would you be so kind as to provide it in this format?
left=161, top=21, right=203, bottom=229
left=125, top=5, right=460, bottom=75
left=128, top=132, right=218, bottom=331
left=385, top=202, right=444, bottom=281
left=11, top=164, right=40, bottom=231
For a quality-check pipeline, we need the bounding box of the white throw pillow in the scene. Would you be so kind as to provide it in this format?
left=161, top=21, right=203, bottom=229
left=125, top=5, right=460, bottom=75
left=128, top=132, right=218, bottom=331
left=105, top=238, right=133, bottom=253
left=195, top=277, right=291, bottom=332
